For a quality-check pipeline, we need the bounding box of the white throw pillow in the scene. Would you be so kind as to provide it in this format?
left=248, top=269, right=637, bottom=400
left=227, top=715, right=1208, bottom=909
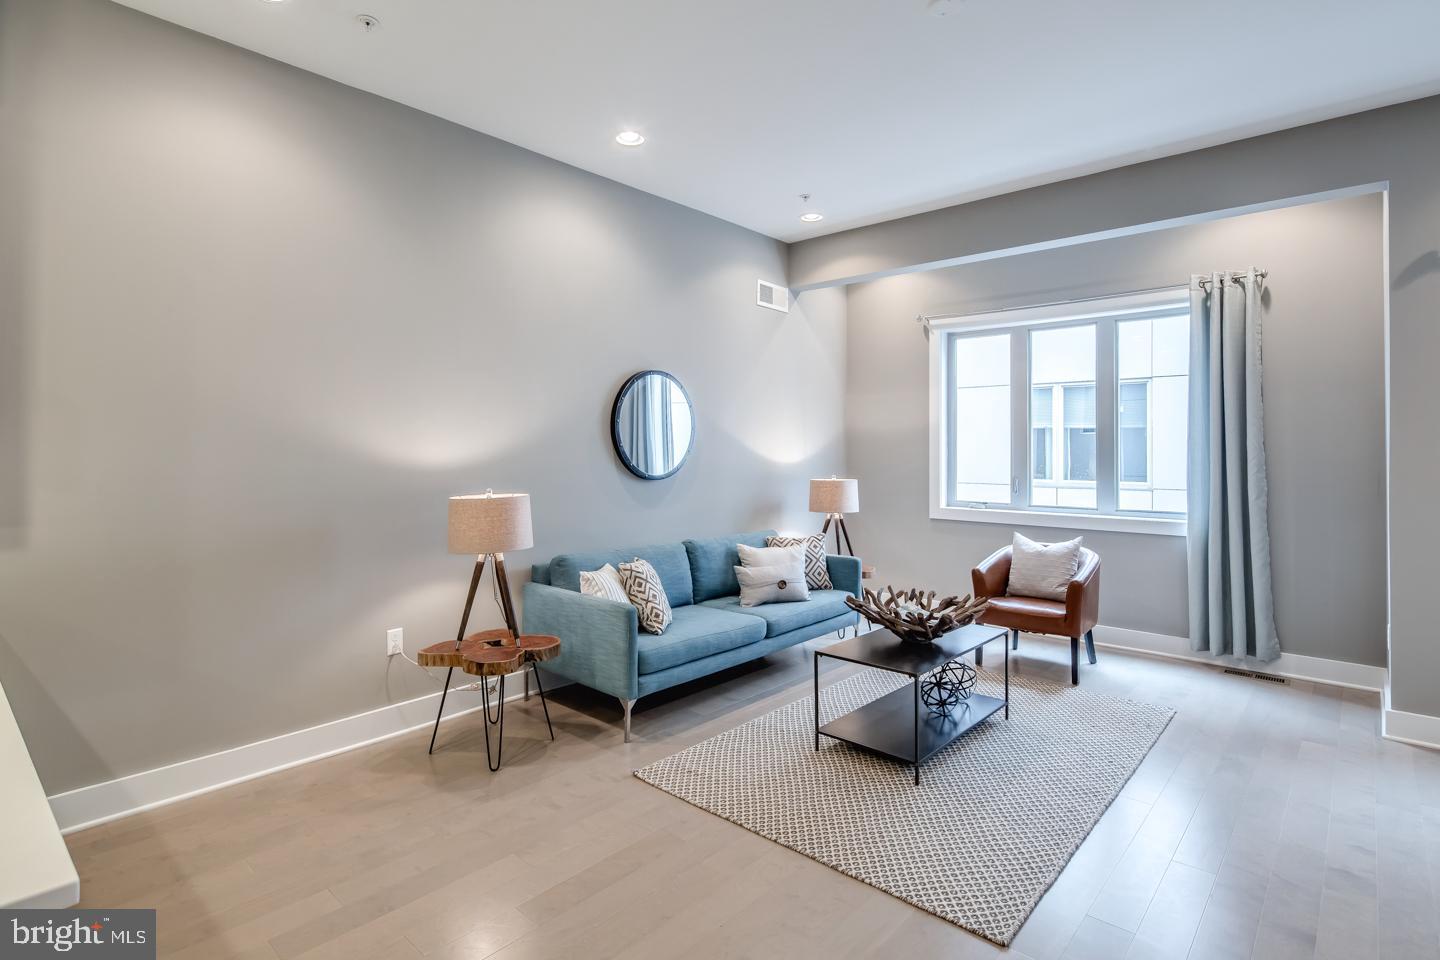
left=734, top=562, right=810, bottom=606
left=736, top=542, right=806, bottom=571
left=580, top=564, right=628, bottom=604
left=1007, top=533, right=1083, bottom=602
left=766, top=534, right=833, bottom=590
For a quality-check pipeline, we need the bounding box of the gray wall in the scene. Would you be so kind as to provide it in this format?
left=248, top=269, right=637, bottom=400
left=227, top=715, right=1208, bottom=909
left=0, top=0, right=847, bottom=794
left=793, top=95, right=1440, bottom=720
left=844, top=195, right=1386, bottom=666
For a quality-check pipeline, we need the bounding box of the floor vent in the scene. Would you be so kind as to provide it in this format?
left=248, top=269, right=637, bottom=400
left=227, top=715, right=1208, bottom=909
left=1223, top=668, right=1288, bottom=684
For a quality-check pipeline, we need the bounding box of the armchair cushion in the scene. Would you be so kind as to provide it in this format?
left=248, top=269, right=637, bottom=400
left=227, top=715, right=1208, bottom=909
left=981, top=596, right=1067, bottom=635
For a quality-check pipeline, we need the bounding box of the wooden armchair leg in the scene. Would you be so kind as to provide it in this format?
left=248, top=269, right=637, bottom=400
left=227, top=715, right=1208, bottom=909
left=1085, top=629, right=1097, bottom=665
left=1070, top=638, right=1079, bottom=685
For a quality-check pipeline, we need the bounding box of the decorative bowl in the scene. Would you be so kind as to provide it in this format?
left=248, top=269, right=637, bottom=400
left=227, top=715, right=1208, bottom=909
left=844, top=586, right=988, bottom=643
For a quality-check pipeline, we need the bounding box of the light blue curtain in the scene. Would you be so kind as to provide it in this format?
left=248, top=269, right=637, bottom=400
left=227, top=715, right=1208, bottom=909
left=1186, top=269, right=1280, bottom=662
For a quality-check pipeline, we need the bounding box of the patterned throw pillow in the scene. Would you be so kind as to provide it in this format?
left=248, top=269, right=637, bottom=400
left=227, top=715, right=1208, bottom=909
left=619, top=557, right=673, bottom=634
left=766, top=534, right=833, bottom=590
left=580, top=563, right=629, bottom=604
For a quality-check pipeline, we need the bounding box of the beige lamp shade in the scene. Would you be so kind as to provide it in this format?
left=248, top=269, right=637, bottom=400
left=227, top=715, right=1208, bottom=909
left=809, top=477, right=859, bottom=515
left=448, top=491, right=533, bottom=555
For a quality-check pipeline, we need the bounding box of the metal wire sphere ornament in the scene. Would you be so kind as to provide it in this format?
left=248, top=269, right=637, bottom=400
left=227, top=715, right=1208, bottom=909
left=919, top=660, right=978, bottom=715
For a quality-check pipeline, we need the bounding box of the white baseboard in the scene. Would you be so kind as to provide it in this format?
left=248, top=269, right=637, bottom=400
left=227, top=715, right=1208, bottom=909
left=1017, top=624, right=1388, bottom=692
left=1381, top=685, right=1440, bottom=750
left=45, top=624, right=1415, bottom=835
left=48, top=675, right=541, bottom=835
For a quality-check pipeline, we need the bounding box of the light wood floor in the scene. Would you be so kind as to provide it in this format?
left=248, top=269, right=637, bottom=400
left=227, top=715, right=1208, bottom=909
left=67, top=636, right=1440, bottom=960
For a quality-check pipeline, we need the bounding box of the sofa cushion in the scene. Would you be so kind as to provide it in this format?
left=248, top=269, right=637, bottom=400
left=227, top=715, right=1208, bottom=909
left=549, top=542, right=694, bottom=607
left=636, top=604, right=766, bottom=674
left=699, top=590, right=853, bottom=638
left=683, top=531, right=776, bottom=603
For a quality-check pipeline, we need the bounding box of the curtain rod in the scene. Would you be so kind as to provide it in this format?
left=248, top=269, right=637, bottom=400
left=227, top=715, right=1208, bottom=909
left=913, top=269, right=1266, bottom=327
left=1196, top=268, right=1268, bottom=288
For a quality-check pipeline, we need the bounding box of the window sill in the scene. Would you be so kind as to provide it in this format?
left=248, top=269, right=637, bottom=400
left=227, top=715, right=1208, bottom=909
left=929, top=504, right=1186, bottom=537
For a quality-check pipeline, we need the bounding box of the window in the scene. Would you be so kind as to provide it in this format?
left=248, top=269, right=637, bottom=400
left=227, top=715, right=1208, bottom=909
left=950, top=333, right=1011, bottom=504
left=930, top=290, right=1189, bottom=535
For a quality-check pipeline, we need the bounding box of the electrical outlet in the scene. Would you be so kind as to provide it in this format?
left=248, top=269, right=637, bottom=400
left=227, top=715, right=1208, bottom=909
left=386, top=628, right=403, bottom=657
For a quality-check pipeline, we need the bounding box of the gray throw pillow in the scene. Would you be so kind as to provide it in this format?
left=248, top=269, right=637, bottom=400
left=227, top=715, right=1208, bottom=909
left=1007, top=532, right=1082, bottom=602
left=734, top=562, right=810, bottom=606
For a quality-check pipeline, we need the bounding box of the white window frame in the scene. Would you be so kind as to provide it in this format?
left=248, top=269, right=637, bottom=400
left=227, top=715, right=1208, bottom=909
left=928, top=289, right=1188, bottom=537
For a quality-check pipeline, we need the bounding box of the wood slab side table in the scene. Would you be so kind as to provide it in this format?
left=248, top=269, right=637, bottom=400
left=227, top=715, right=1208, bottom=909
left=418, top=630, right=561, bottom=771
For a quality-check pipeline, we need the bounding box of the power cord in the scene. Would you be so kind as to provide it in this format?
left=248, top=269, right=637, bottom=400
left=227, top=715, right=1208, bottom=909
left=391, top=572, right=513, bottom=697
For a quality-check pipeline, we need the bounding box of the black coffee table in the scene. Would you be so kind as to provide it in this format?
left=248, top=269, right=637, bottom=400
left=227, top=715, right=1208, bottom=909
left=814, top=624, right=1009, bottom=785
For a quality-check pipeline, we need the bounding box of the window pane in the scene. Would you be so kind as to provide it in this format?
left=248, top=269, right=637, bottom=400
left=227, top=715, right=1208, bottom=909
left=952, top=333, right=1010, bottom=504
left=1065, top=423, right=1096, bottom=481
left=1031, top=325, right=1096, bottom=509
left=1031, top=386, right=1052, bottom=480
left=1119, top=381, right=1148, bottom=483
left=1117, top=315, right=1188, bottom=513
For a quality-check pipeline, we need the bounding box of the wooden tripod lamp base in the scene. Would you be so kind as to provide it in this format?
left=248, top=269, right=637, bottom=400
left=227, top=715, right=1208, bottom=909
left=820, top=513, right=855, bottom=557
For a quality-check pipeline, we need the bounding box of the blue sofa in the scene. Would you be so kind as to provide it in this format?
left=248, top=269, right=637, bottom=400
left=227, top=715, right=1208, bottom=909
left=523, top=530, right=861, bottom=740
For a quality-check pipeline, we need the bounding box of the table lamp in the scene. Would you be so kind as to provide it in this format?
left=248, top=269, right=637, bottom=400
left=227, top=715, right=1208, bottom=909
left=447, top=489, right=532, bottom=639
left=810, top=476, right=859, bottom=557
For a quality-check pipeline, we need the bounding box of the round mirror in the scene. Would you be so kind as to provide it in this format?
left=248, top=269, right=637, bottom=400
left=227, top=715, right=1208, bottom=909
left=611, top=371, right=694, bottom=480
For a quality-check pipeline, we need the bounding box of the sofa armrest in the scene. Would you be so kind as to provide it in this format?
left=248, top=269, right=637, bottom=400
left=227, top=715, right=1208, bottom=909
left=972, top=546, right=1011, bottom=599
left=1064, top=549, right=1101, bottom=636
left=826, top=554, right=862, bottom=597
left=522, top=582, right=640, bottom=700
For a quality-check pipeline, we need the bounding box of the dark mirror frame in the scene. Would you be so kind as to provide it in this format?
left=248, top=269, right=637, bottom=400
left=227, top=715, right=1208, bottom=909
left=610, top=370, right=695, bottom=481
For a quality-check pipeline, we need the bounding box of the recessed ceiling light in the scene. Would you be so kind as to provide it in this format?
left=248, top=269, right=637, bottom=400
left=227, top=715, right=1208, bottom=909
left=615, top=131, right=645, bottom=147
left=797, top=193, right=823, bottom=223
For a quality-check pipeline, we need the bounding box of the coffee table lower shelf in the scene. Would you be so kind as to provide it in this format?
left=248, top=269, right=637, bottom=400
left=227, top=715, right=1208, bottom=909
left=817, top=685, right=1005, bottom=784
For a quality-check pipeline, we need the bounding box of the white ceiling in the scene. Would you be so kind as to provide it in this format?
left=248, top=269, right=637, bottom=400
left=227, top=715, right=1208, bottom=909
left=111, top=0, right=1440, bottom=242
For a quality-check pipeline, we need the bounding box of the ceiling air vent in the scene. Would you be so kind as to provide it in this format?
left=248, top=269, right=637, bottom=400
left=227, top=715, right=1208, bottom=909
left=757, top=280, right=790, bottom=313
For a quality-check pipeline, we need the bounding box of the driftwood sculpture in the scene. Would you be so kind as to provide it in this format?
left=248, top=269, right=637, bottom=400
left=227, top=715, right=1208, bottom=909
left=845, top=586, right=988, bottom=643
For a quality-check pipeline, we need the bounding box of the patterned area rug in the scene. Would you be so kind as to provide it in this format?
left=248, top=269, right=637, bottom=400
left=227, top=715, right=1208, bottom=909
left=634, top=667, right=1174, bottom=945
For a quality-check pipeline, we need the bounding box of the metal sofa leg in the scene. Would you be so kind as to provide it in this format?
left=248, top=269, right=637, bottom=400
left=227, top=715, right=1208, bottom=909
left=975, top=644, right=983, bottom=667
left=1070, top=638, right=1079, bottom=685
left=1085, top=629, right=1097, bottom=665
left=620, top=698, right=636, bottom=743
left=1012, top=628, right=1020, bottom=651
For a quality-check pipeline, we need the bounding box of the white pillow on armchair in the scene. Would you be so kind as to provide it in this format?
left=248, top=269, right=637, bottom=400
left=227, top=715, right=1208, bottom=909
left=1007, top=532, right=1082, bottom=601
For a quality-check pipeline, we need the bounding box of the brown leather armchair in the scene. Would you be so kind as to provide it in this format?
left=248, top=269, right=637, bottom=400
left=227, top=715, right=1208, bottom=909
left=971, top=545, right=1101, bottom=685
